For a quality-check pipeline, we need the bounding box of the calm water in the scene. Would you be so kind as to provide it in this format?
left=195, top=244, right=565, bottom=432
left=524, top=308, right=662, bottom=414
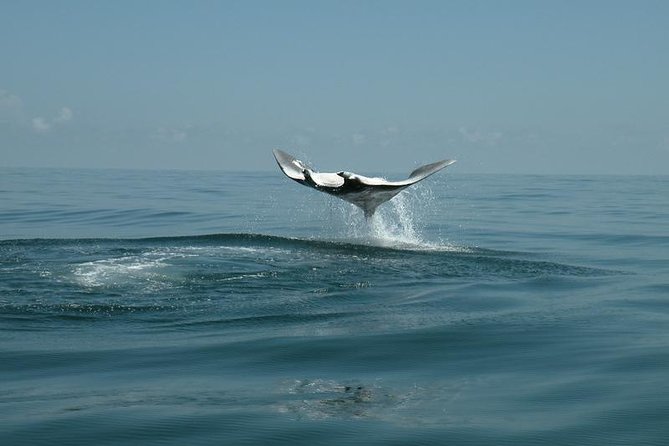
left=1, top=167, right=668, bottom=445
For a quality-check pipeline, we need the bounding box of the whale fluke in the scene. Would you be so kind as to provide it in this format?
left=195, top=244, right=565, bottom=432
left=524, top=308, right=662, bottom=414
left=272, top=149, right=455, bottom=219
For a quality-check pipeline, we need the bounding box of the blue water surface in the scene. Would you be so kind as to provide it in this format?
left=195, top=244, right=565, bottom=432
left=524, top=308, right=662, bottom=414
left=1, top=167, right=668, bottom=445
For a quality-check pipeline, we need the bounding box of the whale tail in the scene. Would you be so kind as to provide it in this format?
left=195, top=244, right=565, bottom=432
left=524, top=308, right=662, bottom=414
left=272, top=149, right=455, bottom=218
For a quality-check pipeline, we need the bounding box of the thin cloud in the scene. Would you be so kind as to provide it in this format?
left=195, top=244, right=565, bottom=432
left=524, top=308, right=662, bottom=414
left=54, top=107, right=73, bottom=123
left=31, top=106, right=74, bottom=133
left=352, top=133, right=366, bottom=145
left=0, top=90, right=23, bottom=122
left=662, top=136, right=669, bottom=151
left=32, top=117, right=51, bottom=133
left=0, top=90, right=22, bottom=109
left=380, top=126, right=400, bottom=147
left=459, top=127, right=503, bottom=146
left=293, top=134, right=311, bottom=147
left=152, top=126, right=188, bottom=143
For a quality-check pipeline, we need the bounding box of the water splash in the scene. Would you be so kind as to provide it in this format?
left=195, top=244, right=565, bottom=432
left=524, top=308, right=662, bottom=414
left=368, top=192, right=424, bottom=246
left=327, top=185, right=442, bottom=249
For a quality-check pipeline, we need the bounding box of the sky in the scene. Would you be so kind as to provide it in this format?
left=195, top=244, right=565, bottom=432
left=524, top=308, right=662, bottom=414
left=1, top=0, right=668, bottom=174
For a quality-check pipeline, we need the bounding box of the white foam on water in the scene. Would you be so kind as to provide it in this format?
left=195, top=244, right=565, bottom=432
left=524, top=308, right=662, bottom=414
left=71, top=248, right=203, bottom=289
left=72, top=254, right=171, bottom=289
left=69, top=245, right=290, bottom=290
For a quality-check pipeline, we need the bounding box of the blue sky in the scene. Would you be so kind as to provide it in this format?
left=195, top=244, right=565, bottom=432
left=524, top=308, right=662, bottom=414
left=1, top=0, right=668, bottom=173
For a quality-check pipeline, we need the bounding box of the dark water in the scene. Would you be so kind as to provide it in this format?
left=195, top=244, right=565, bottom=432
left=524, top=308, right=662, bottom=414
left=1, top=168, right=668, bottom=445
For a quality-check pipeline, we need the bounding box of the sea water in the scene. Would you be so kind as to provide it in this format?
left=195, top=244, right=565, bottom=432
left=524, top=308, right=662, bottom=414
left=1, top=167, right=668, bottom=445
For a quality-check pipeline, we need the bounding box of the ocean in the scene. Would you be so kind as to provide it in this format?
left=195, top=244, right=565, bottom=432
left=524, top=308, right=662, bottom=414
left=1, top=167, right=668, bottom=445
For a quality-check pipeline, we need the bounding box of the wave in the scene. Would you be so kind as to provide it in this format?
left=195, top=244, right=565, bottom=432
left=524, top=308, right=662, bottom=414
left=0, top=232, right=470, bottom=254
left=1, top=232, right=614, bottom=289
left=0, top=229, right=618, bottom=329
left=0, top=231, right=615, bottom=275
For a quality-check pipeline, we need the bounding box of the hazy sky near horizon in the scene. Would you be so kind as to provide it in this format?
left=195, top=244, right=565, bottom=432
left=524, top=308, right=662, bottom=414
left=1, top=1, right=668, bottom=174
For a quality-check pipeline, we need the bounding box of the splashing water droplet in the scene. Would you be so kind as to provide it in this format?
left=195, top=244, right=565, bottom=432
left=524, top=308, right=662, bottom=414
left=325, top=185, right=439, bottom=249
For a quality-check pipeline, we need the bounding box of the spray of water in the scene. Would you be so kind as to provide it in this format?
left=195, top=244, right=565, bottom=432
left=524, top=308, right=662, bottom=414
left=292, top=179, right=465, bottom=251
left=326, top=185, right=440, bottom=249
